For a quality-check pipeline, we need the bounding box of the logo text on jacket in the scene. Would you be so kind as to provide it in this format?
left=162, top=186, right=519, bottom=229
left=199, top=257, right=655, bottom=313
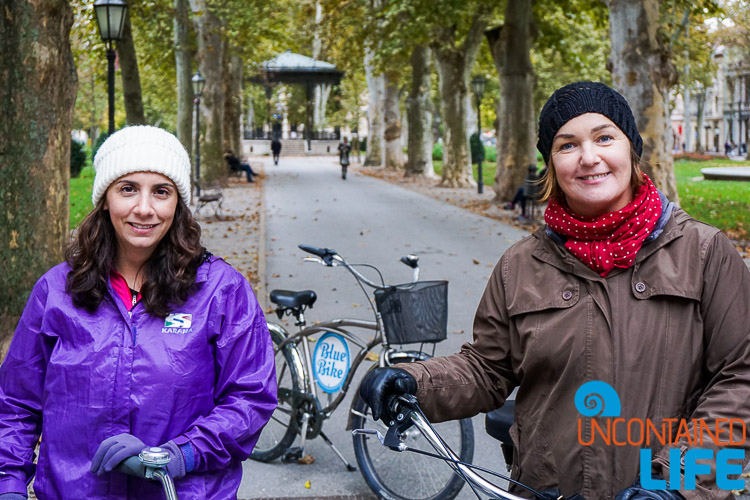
left=163, top=313, right=193, bottom=334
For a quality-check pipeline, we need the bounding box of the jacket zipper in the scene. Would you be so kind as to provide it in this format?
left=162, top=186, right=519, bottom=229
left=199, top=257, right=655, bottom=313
left=129, top=310, right=137, bottom=346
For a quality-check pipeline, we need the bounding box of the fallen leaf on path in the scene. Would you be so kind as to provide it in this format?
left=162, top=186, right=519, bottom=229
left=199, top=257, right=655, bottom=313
left=455, top=330, right=464, bottom=334
left=365, top=352, right=380, bottom=362
left=299, top=454, right=315, bottom=465
left=304, top=480, right=312, bottom=488
left=472, top=259, right=480, bottom=265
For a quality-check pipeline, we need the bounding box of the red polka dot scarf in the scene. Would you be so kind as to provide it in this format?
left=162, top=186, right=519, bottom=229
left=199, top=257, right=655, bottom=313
left=544, top=174, right=662, bottom=277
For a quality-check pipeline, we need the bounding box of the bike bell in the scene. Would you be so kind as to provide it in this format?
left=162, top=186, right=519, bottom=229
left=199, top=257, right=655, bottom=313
left=139, top=447, right=171, bottom=468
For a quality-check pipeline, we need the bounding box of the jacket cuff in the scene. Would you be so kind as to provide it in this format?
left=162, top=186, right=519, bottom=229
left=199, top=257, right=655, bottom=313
left=171, top=436, right=199, bottom=472
left=0, top=477, right=28, bottom=497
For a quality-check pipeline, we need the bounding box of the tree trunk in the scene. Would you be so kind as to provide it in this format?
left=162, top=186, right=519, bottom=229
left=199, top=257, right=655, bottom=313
left=314, top=84, right=331, bottom=131
left=695, top=90, right=706, bottom=153
left=431, top=14, right=488, bottom=187
left=406, top=45, right=435, bottom=178
left=383, top=74, right=404, bottom=170
left=486, top=0, right=537, bottom=202
left=682, top=86, right=692, bottom=152
left=190, top=0, right=225, bottom=182
left=0, top=0, right=77, bottom=348
left=433, top=50, right=473, bottom=186
left=223, top=51, right=243, bottom=156
left=364, top=48, right=384, bottom=166
left=607, top=0, right=679, bottom=201
left=118, top=10, right=145, bottom=125
left=312, top=1, right=330, bottom=130
left=174, top=0, right=193, bottom=157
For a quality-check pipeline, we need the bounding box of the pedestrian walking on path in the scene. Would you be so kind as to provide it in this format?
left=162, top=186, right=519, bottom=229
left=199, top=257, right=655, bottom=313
left=0, top=126, right=277, bottom=500
left=338, top=137, right=351, bottom=180
left=361, top=81, right=750, bottom=500
left=271, top=137, right=282, bottom=165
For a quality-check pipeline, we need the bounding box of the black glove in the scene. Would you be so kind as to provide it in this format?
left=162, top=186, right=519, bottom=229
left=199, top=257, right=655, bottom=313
left=615, top=478, right=684, bottom=500
left=536, top=488, right=585, bottom=500
left=359, top=367, right=417, bottom=422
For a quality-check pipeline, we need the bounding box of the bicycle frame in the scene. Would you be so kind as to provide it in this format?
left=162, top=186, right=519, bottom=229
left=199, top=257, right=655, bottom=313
left=275, top=318, right=381, bottom=417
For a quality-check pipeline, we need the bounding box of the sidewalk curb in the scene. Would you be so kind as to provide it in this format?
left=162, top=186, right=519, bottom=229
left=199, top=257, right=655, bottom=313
left=257, top=162, right=268, bottom=311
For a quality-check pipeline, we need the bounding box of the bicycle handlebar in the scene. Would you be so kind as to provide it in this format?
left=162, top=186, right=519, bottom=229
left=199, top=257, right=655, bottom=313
left=354, top=396, right=552, bottom=500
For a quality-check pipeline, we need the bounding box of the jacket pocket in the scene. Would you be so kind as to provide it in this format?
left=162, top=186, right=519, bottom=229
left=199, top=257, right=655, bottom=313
left=513, top=414, right=560, bottom=492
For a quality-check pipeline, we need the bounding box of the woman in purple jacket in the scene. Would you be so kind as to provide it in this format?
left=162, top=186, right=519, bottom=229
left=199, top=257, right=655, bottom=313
left=0, top=126, right=277, bottom=499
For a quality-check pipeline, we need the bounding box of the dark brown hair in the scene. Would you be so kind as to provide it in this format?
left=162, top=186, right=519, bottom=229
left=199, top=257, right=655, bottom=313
left=64, top=198, right=205, bottom=318
left=539, top=145, right=645, bottom=203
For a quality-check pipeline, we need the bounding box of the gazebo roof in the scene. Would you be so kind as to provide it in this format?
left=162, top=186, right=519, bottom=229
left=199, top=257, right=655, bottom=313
left=251, top=50, right=343, bottom=85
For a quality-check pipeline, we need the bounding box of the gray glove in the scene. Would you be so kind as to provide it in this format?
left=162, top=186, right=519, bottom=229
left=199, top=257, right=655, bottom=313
left=90, top=433, right=147, bottom=476
left=159, top=440, right=187, bottom=478
left=359, top=367, right=417, bottom=422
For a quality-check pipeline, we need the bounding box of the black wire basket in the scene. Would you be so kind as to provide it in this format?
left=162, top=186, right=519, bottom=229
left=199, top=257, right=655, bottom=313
left=374, top=280, right=448, bottom=345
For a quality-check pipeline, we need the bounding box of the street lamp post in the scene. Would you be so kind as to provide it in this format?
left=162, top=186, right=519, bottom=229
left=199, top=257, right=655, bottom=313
left=93, top=0, right=128, bottom=136
left=470, top=75, right=487, bottom=194
left=192, top=71, right=206, bottom=197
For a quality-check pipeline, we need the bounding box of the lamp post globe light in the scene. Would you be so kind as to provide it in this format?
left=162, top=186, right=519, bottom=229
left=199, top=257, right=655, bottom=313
left=93, top=0, right=128, bottom=136
left=470, top=75, right=486, bottom=194
left=192, top=71, right=206, bottom=196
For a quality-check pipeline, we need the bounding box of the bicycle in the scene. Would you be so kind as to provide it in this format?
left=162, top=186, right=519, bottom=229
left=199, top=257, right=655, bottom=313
left=251, top=244, right=475, bottom=500
left=354, top=395, right=575, bottom=500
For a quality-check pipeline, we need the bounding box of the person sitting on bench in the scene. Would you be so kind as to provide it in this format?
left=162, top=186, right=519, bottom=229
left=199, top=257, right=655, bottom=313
left=224, top=150, right=258, bottom=182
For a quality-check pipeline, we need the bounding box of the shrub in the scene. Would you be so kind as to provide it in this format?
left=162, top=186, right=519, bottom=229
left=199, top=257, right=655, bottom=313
left=92, top=131, right=110, bottom=161
left=70, top=139, right=87, bottom=178
left=483, top=145, right=497, bottom=163
left=360, top=137, right=367, bottom=152
left=470, top=133, right=484, bottom=164
left=432, top=141, right=443, bottom=161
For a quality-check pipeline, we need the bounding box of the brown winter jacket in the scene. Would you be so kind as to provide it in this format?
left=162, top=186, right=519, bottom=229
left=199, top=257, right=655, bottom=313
left=400, top=208, right=750, bottom=500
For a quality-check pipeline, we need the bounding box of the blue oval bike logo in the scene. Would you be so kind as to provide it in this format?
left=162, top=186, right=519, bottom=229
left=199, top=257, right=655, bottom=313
left=312, top=333, right=351, bottom=393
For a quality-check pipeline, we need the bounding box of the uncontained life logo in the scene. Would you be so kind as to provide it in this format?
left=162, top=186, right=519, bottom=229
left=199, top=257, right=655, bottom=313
left=574, top=381, right=746, bottom=491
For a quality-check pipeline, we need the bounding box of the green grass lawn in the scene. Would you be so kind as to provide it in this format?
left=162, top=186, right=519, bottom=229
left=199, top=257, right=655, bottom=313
left=433, top=158, right=749, bottom=238
left=70, top=165, right=94, bottom=228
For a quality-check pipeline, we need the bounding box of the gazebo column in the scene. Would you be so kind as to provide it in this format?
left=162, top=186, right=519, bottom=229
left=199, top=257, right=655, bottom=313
left=306, top=81, right=313, bottom=151
left=264, top=85, right=273, bottom=139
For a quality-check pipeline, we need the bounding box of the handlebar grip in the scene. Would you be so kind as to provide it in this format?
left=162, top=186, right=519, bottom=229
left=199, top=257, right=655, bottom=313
left=298, top=244, right=337, bottom=265
left=116, top=455, right=147, bottom=478
left=298, top=244, right=335, bottom=258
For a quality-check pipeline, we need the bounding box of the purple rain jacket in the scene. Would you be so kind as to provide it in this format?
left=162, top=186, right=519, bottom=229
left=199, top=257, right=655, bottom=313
left=0, top=256, right=277, bottom=499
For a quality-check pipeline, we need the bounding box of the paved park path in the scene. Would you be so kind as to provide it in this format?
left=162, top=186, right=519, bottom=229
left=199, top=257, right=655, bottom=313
left=235, top=156, right=529, bottom=499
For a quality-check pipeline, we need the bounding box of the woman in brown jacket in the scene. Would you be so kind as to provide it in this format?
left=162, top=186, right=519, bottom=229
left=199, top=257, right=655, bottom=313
left=361, top=82, right=750, bottom=500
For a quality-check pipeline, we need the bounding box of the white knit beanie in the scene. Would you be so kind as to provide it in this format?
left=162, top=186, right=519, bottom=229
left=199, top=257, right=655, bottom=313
left=92, top=126, right=192, bottom=205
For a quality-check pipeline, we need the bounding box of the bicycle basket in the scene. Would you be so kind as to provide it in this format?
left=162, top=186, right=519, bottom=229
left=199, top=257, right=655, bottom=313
left=374, top=280, right=448, bottom=345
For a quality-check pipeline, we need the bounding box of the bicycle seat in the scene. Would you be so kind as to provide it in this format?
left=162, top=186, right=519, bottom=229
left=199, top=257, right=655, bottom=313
left=484, top=399, right=515, bottom=444
left=270, top=289, right=317, bottom=309
left=400, top=255, right=419, bottom=269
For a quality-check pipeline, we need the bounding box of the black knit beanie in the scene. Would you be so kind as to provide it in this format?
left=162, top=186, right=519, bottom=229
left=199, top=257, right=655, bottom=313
left=536, top=81, right=643, bottom=166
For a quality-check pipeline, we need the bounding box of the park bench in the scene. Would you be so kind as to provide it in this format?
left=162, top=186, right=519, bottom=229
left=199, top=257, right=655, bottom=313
left=194, top=182, right=224, bottom=217
left=523, top=164, right=543, bottom=222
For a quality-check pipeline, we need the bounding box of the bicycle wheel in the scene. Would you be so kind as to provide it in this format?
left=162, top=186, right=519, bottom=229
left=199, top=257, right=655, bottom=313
left=352, top=366, right=474, bottom=500
left=250, top=323, right=304, bottom=462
